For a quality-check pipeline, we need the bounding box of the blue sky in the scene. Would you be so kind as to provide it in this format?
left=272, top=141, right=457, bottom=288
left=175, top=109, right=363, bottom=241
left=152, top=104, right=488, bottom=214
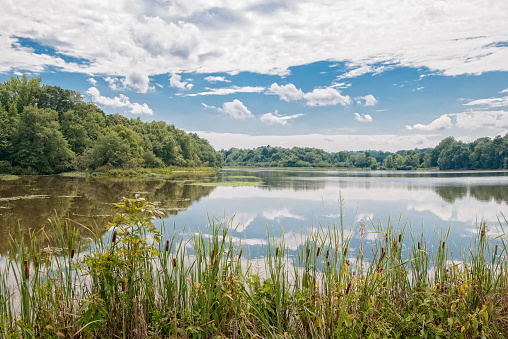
left=1, top=0, right=508, bottom=151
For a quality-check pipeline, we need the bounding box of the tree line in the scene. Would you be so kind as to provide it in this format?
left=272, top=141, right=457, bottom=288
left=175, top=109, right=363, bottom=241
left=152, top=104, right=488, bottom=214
left=0, top=75, right=222, bottom=174
left=221, top=134, right=508, bottom=171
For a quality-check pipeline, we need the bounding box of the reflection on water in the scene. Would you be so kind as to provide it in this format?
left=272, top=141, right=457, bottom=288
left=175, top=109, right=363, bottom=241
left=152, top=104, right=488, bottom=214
left=0, top=175, right=214, bottom=254
left=1, top=170, right=508, bottom=257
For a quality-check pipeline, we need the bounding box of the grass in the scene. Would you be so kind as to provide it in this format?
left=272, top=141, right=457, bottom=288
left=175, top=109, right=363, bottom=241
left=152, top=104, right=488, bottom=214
left=1, top=196, right=508, bottom=338
left=58, top=167, right=219, bottom=178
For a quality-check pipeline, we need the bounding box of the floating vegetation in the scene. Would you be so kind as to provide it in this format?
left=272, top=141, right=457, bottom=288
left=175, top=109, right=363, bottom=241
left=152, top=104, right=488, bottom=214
left=191, top=181, right=263, bottom=187
left=0, top=194, right=50, bottom=202
left=0, top=175, right=20, bottom=181
left=226, top=175, right=262, bottom=180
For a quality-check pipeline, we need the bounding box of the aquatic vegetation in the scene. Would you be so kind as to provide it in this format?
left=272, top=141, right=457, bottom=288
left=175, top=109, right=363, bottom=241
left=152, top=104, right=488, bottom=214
left=191, top=181, right=262, bottom=187
left=1, top=196, right=508, bottom=338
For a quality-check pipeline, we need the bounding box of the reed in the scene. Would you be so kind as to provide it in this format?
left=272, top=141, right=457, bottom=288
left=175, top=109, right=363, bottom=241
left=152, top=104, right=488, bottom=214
left=0, top=196, right=507, bottom=338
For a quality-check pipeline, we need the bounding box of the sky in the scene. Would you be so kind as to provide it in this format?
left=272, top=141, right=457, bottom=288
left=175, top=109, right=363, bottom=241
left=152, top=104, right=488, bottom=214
left=1, top=0, right=508, bottom=152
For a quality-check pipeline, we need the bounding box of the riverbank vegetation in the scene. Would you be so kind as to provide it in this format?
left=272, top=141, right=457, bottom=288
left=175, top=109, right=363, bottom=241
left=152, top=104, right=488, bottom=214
left=1, top=196, right=508, bottom=338
left=0, top=75, right=222, bottom=175
left=221, top=133, right=508, bottom=171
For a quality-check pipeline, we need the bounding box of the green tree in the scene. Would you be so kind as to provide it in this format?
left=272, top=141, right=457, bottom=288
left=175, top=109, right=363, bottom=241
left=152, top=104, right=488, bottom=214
left=11, top=106, right=75, bottom=173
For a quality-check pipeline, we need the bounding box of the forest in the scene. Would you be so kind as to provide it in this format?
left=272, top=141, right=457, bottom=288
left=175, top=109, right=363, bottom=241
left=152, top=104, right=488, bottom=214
left=0, top=75, right=222, bottom=174
left=221, top=134, right=508, bottom=171
left=2, top=75, right=508, bottom=174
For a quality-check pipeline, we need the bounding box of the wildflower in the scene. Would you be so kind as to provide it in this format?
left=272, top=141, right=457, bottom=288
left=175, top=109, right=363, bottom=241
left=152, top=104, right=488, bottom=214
left=461, top=326, right=465, bottom=333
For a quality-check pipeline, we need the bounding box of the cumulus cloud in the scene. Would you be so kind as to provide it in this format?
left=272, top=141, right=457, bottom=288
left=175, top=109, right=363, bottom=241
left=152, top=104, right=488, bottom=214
left=259, top=110, right=303, bottom=125
left=104, top=77, right=127, bottom=91
left=170, top=73, right=193, bottom=90
left=464, top=96, right=508, bottom=108
left=2, top=0, right=508, bottom=82
left=406, top=115, right=452, bottom=131
left=191, top=131, right=439, bottom=152
left=263, top=208, right=304, bottom=221
left=356, top=94, right=377, bottom=106
left=87, top=77, right=97, bottom=86
left=204, top=76, right=230, bottom=83
left=303, top=87, right=352, bottom=107
left=455, top=110, right=508, bottom=130
left=354, top=113, right=373, bottom=122
left=86, top=87, right=153, bottom=115
left=269, top=83, right=304, bottom=102
left=187, top=86, right=264, bottom=96
left=218, top=99, right=253, bottom=119
left=500, top=88, right=508, bottom=93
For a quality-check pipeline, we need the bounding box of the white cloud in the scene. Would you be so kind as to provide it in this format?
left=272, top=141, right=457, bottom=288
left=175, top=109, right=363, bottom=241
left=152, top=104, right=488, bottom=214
left=303, top=87, right=352, bottom=107
left=86, top=87, right=153, bottom=115
left=406, top=115, right=452, bottom=131
left=187, top=86, right=264, bottom=96
left=464, top=96, right=508, bottom=108
left=263, top=208, right=304, bottom=221
left=2, top=0, right=508, bottom=83
left=104, top=75, right=154, bottom=93
left=170, top=73, right=193, bottom=90
left=218, top=99, right=253, bottom=119
left=269, top=83, right=305, bottom=102
left=354, top=113, right=373, bottom=122
left=87, top=77, right=97, bottom=86
left=204, top=76, right=230, bottom=83
left=191, top=131, right=441, bottom=152
left=104, top=77, right=127, bottom=91
left=357, top=94, right=377, bottom=106
left=259, top=110, right=303, bottom=125
left=500, top=88, right=508, bottom=94
left=455, top=110, right=508, bottom=130
left=201, top=103, right=216, bottom=109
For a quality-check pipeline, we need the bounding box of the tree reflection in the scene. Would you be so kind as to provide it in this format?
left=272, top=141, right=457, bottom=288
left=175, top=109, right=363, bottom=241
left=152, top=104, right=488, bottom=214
left=0, top=176, right=215, bottom=254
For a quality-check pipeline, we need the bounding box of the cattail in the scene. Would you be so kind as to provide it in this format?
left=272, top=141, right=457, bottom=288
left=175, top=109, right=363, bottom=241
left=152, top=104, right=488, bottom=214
left=316, top=247, right=321, bottom=257
left=238, top=248, right=243, bottom=259
left=326, top=249, right=329, bottom=259
left=121, top=278, right=125, bottom=292
left=111, top=231, right=117, bottom=243
left=172, top=258, right=177, bottom=268
left=71, top=248, right=75, bottom=259
left=211, top=249, right=215, bottom=260
left=345, top=282, right=351, bottom=295
left=343, top=246, right=348, bottom=256
left=165, top=240, right=169, bottom=252
left=494, top=244, right=498, bottom=257
left=398, top=234, right=402, bottom=243
left=379, top=248, right=385, bottom=262
left=214, top=258, right=218, bottom=267
left=33, top=256, right=38, bottom=269
left=24, top=260, right=29, bottom=280
left=442, top=241, right=445, bottom=250
left=418, top=242, right=420, bottom=250
left=275, top=247, right=279, bottom=256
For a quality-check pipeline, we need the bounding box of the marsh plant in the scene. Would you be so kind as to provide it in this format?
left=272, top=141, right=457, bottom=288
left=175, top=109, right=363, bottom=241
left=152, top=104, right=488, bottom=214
left=1, top=196, right=508, bottom=338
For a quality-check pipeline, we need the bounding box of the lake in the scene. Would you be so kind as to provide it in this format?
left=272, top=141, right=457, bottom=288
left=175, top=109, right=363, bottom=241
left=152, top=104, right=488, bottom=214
left=1, top=169, right=508, bottom=258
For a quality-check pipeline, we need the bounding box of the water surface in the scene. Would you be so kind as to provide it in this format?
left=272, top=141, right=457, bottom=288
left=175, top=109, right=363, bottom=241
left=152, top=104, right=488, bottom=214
left=1, top=169, right=508, bottom=257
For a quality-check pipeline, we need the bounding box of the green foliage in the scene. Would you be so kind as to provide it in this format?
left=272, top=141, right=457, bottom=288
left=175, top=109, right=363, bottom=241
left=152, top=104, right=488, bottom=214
left=2, top=197, right=508, bottom=337
left=11, top=106, right=75, bottom=174
left=0, top=75, right=222, bottom=174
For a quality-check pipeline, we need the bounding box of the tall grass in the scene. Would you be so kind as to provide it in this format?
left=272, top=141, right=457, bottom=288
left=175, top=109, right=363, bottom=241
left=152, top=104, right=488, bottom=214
left=1, top=196, right=508, bottom=338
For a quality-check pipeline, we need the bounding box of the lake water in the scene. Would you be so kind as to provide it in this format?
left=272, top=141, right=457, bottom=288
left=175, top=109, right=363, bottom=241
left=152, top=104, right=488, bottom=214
left=1, top=169, right=508, bottom=257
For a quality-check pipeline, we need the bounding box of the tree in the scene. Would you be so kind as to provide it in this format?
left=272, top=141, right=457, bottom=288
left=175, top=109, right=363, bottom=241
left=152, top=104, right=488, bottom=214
left=11, top=106, right=75, bottom=173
